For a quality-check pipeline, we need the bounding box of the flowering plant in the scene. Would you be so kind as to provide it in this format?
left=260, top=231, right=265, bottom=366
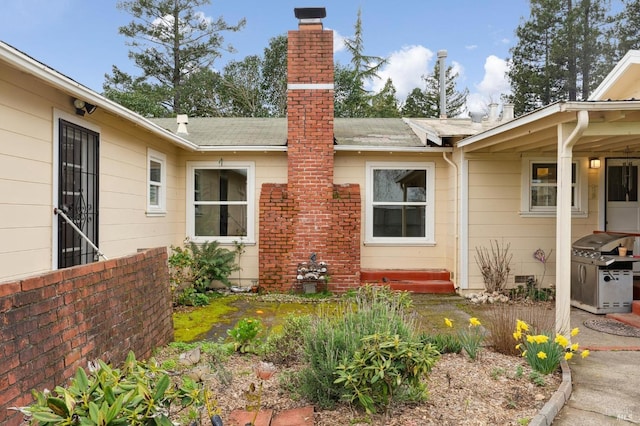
left=445, top=317, right=485, bottom=360
left=533, top=248, right=553, bottom=286
left=513, top=320, right=589, bottom=374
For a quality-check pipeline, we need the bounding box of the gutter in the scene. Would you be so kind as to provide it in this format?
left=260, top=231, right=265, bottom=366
left=334, top=145, right=453, bottom=153
left=0, top=42, right=198, bottom=152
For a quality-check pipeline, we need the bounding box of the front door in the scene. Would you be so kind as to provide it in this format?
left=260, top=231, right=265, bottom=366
left=605, top=158, right=640, bottom=272
left=57, top=119, right=100, bottom=268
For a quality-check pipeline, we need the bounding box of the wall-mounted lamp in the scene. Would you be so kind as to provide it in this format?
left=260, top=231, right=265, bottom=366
left=73, top=98, right=97, bottom=116
left=589, top=157, right=601, bottom=169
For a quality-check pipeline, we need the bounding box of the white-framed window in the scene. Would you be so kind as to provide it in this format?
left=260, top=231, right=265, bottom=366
left=147, top=148, right=167, bottom=215
left=365, top=162, right=435, bottom=245
left=520, top=157, right=588, bottom=216
left=186, top=161, right=255, bottom=244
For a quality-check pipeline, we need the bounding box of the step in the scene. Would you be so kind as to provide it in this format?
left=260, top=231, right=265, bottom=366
left=361, top=269, right=451, bottom=282
left=606, top=312, right=640, bottom=329
left=272, top=406, right=315, bottom=426
left=385, top=280, right=456, bottom=294
left=633, top=300, right=640, bottom=316
left=228, top=409, right=273, bottom=426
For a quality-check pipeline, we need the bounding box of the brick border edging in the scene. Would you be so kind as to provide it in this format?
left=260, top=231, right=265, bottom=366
left=529, top=360, right=572, bottom=426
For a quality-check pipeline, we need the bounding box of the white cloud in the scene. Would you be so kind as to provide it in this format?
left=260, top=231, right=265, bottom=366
left=329, top=28, right=346, bottom=53
left=365, top=45, right=433, bottom=101
left=465, top=44, right=478, bottom=51
left=466, top=55, right=511, bottom=113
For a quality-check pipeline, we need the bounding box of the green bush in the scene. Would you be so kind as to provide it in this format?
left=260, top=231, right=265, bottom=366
left=227, top=317, right=263, bottom=353
left=263, top=314, right=312, bottom=366
left=334, top=333, right=439, bottom=414
left=420, top=333, right=462, bottom=354
left=14, top=351, right=204, bottom=425
left=297, top=285, right=421, bottom=409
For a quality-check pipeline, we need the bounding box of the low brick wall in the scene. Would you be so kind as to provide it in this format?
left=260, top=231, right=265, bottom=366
left=0, top=247, right=174, bottom=426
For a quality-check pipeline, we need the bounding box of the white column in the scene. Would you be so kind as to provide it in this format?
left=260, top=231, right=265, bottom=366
left=555, top=111, right=589, bottom=336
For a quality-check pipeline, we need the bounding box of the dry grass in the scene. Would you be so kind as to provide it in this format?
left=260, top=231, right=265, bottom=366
left=483, top=302, right=555, bottom=356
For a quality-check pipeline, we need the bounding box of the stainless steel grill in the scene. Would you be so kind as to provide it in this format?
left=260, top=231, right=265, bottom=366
left=571, top=232, right=636, bottom=314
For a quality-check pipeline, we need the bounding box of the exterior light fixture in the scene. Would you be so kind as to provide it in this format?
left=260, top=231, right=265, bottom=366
left=589, top=157, right=601, bottom=169
left=73, top=98, right=97, bottom=116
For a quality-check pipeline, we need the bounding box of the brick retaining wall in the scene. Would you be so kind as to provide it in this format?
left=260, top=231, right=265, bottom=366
left=0, top=247, right=174, bottom=425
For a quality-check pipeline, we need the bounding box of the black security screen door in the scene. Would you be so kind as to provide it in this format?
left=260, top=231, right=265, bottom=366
left=58, top=119, right=99, bottom=268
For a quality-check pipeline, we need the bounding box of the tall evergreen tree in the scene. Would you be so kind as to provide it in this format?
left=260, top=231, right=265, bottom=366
left=105, top=0, right=245, bottom=115
left=609, top=0, right=640, bottom=60
left=401, top=61, right=468, bottom=118
left=507, top=0, right=613, bottom=115
left=334, top=8, right=387, bottom=117
left=261, top=34, right=288, bottom=117
left=370, top=78, right=400, bottom=117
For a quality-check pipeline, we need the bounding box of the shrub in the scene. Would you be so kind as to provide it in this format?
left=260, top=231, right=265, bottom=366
left=474, top=240, right=512, bottom=292
left=227, top=317, right=263, bottom=353
left=420, top=332, right=462, bottom=354
left=297, top=285, right=420, bottom=409
left=334, top=333, right=439, bottom=414
left=484, top=304, right=554, bottom=356
left=263, top=314, right=312, bottom=366
left=14, top=351, right=204, bottom=425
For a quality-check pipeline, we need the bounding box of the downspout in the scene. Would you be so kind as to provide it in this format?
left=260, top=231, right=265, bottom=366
left=443, top=152, right=458, bottom=290
left=556, top=110, right=589, bottom=336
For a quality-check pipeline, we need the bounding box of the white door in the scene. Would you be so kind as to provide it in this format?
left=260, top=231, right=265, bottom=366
left=605, top=158, right=640, bottom=272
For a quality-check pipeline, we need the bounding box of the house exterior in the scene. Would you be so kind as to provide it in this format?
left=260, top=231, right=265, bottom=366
left=3, top=9, right=640, bottom=334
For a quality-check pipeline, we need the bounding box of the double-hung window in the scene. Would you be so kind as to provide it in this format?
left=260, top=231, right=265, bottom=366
left=521, top=158, right=587, bottom=216
left=187, top=161, right=254, bottom=244
left=147, top=148, right=166, bottom=215
left=366, top=162, right=435, bottom=244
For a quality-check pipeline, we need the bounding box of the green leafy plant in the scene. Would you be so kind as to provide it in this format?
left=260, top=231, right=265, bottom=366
left=13, top=351, right=204, bottom=425
left=334, top=333, right=439, bottom=414
left=513, top=320, right=590, bottom=375
left=263, top=314, right=312, bottom=366
left=529, top=370, right=546, bottom=386
left=227, top=317, right=263, bottom=353
left=297, top=285, right=418, bottom=409
left=188, top=240, right=239, bottom=291
left=444, top=317, right=485, bottom=360
left=420, top=333, right=462, bottom=354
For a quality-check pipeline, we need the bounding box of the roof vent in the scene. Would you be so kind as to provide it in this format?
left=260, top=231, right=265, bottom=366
left=502, top=103, right=514, bottom=121
left=488, top=103, right=499, bottom=122
left=176, top=114, right=189, bottom=135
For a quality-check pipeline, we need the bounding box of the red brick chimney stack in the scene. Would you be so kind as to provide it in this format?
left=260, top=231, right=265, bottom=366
left=258, top=8, right=360, bottom=292
left=287, top=7, right=334, bottom=266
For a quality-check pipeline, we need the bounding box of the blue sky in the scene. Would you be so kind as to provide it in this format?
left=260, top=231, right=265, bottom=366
left=0, top=0, right=530, bottom=113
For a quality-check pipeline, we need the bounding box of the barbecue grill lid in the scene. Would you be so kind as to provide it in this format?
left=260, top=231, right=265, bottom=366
left=572, top=233, right=631, bottom=251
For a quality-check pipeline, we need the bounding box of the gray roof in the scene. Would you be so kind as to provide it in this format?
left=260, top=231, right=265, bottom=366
left=149, top=117, right=428, bottom=148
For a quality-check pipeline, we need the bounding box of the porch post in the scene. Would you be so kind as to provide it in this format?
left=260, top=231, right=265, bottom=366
left=555, top=111, right=589, bottom=336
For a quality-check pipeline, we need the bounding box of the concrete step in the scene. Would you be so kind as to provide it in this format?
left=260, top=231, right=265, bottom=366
left=360, top=269, right=456, bottom=294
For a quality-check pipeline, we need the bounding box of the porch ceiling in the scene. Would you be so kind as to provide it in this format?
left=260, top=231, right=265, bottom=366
left=459, top=101, right=640, bottom=156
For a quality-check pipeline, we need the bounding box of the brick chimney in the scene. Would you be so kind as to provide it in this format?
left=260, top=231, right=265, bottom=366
left=259, top=8, right=360, bottom=292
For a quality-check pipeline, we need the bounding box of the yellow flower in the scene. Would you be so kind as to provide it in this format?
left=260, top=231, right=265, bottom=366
left=522, top=350, right=527, bottom=357
left=444, top=318, right=453, bottom=328
left=526, top=335, right=535, bottom=343
left=581, top=349, right=590, bottom=359
left=571, top=327, right=580, bottom=337
left=516, top=319, right=529, bottom=332
left=515, top=343, right=522, bottom=350
left=534, top=335, right=549, bottom=344
left=469, top=317, right=481, bottom=327
left=555, top=334, right=569, bottom=347
left=513, top=331, right=522, bottom=341
left=537, top=351, right=547, bottom=359
left=564, top=352, right=574, bottom=360
left=571, top=343, right=580, bottom=352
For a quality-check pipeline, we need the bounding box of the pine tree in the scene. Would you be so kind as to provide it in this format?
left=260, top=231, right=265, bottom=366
left=370, top=78, right=400, bottom=117
left=105, top=0, right=245, bottom=115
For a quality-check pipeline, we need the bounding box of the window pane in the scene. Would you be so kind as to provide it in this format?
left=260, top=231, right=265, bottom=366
left=150, top=160, right=161, bottom=183
left=373, top=205, right=425, bottom=237
left=531, top=186, right=556, bottom=207
left=373, top=169, right=426, bottom=202
left=608, top=165, right=638, bottom=202
left=149, top=185, right=159, bottom=206
left=195, top=169, right=247, bottom=202
left=532, top=163, right=556, bottom=184
left=195, top=204, right=247, bottom=237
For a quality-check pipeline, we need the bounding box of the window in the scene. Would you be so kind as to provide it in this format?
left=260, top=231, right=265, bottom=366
left=521, top=158, right=587, bottom=216
left=147, top=149, right=166, bottom=215
left=187, top=161, right=254, bottom=244
left=366, top=162, right=435, bottom=244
